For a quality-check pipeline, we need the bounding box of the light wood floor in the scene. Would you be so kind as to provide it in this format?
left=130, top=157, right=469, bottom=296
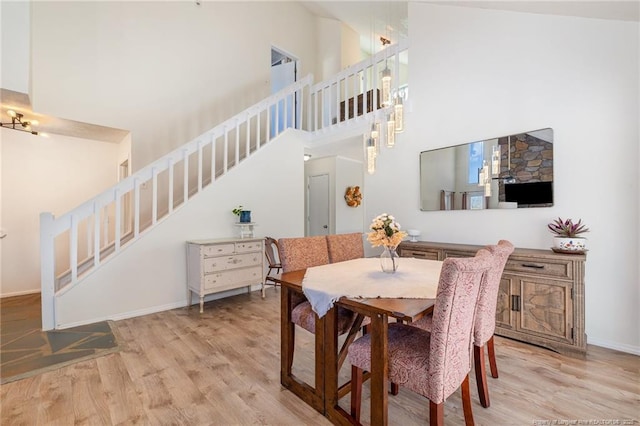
left=1, top=288, right=638, bottom=425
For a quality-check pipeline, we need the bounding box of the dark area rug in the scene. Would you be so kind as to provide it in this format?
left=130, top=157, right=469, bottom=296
left=0, top=294, right=119, bottom=384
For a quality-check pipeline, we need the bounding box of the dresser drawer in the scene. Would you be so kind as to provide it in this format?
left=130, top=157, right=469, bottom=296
left=505, top=257, right=572, bottom=280
left=235, top=241, right=263, bottom=253
left=203, top=252, right=262, bottom=273
left=204, top=266, right=263, bottom=290
left=400, top=249, right=439, bottom=261
left=202, top=243, right=235, bottom=257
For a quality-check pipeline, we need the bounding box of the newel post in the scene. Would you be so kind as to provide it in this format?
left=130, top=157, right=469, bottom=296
left=40, top=212, right=56, bottom=330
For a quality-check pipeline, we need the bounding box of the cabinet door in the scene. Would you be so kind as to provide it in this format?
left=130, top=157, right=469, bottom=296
left=513, top=275, right=574, bottom=344
left=495, top=275, right=516, bottom=331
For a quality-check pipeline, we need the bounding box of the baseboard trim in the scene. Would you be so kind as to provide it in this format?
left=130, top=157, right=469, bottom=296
left=55, top=301, right=186, bottom=330
left=588, top=337, right=640, bottom=356
left=55, top=286, right=265, bottom=330
left=1, top=289, right=40, bottom=298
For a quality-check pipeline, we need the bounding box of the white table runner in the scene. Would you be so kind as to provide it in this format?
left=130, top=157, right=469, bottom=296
left=302, top=257, right=442, bottom=317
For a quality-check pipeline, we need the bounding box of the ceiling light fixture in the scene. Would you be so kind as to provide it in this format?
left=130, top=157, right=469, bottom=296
left=1, top=110, right=39, bottom=135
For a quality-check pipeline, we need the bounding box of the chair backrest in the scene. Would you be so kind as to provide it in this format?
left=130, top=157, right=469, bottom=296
left=474, top=240, right=515, bottom=345
left=278, top=236, right=330, bottom=273
left=264, top=236, right=281, bottom=267
left=326, top=233, right=364, bottom=263
left=427, top=249, right=493, bottom=403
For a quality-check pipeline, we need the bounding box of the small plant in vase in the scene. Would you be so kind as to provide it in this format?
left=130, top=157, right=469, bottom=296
left=547, top=217, right=589, bottom=252
left=232, top=205, right=252, bottom=223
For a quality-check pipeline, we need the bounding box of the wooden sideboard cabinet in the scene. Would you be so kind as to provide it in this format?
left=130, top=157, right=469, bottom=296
left=186, top=238, right=264, bottom=313
left=398, top=241, right=587, bottom=357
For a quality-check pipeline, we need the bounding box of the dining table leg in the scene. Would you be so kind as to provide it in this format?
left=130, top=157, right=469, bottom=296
left=370, top=312, right=389, bottom=425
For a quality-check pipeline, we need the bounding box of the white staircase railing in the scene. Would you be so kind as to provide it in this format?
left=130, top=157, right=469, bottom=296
left=40, top=41, right=408, bottom=330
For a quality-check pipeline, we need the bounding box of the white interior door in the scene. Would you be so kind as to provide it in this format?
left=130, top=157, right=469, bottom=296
left=308, top=174, right=330, bottom=236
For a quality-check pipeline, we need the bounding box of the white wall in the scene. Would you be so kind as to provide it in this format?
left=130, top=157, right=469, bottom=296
left=29, top=1, right=318, bottom=172
left=1, top=129, right=124, bottom=296
left=55, top=130, right=305, bottom=328
left=334, top=156, right=365, bottom=234
left=363, top=4, right=639, bottom=353
left=0, top=1, right=30, bottom=93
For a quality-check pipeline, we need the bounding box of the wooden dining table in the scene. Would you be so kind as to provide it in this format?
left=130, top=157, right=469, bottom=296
left=275, top=258, right=441, bottom=425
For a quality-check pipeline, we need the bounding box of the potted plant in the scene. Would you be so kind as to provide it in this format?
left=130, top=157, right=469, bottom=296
left=547, top=217, right=589, bottom=252
left=232, top=205, right=252, bottom=223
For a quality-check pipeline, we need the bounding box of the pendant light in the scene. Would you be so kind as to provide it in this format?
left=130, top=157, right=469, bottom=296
left=386, top=113, right=395, bottom=148
left=379, top=36, right=392, bottom=107
left=394, top=96, right=404, bottom=133
left=365, top=135, right=377, bottom=174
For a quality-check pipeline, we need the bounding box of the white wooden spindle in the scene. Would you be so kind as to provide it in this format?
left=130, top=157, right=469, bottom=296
left=70, top=214, right=78, bottom=283
left=266, top=106, right=271, bottom=143
left=168, top=158, right=174, bottom=214
left=210, top=134, right=216, bottom=181
left=152, top=167, right=158, bottom=224
left=235, top=120, right=240, bottom=166
left=256, top=112, right=261, bottom=148
left=93, top=202, right=101, bottom=265
left=134, top=178, right=140, bottom=237
left=246, top=114, right=251, bottom=157
left=114, top=188, right=121, bottom=251
left=223, top=128, right=228, bottom=173
left=183, top=149, right=189, bottom=203
left=197, top=141, right=203, bottom=192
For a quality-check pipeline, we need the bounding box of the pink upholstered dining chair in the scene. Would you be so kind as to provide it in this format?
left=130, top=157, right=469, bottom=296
left=326, top=232, right=364, bottom=263
left=411, top=239, right=514, bottom=408
left=278, top=236, right=359, bottom=369
left=348, top=249, right=493, bottom=426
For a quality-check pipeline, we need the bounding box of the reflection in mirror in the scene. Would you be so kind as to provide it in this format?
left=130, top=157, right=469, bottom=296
left=420, top=128, right=553, bottom=211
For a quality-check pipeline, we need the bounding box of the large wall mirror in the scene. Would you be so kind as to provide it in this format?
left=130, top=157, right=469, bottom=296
left=420, top=128, right=553, bottom=211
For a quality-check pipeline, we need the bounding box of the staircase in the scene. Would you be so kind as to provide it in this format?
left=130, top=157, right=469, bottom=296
left=40, top=40, right=409, bottom=330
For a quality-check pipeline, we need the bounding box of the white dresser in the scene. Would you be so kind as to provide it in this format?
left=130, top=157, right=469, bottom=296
left=186, top=237, right=264, bottom=313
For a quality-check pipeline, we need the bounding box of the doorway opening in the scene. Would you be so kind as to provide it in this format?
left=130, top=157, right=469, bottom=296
left=270, top=46, right=299, bottom=136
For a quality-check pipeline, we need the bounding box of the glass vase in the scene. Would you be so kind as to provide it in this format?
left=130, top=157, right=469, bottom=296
left=380, top=246, right=399, bottom=273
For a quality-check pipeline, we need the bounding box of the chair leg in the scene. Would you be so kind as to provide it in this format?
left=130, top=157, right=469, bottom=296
left=351, top=365, right=363, bottom=422
left=474, top=344, right=490, bottom=408
left=390, top=382, right=399, bottom=395
left=487, top=335, right=499, bottom=378
left=461, top=374, right=475, bottom=426
left=429, top=401, right=444, bottom=426
left=287, top=325, right=295, bottom=373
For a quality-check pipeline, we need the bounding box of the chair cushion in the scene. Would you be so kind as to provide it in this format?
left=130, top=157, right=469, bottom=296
left=292, top=302, right=358, bottom=335
left=349, top=323, right=433, bottom=397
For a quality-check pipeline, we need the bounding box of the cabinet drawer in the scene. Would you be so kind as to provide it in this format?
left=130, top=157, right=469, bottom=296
left=204, top=266, right=263, bottom=290
left=443, top=250, right=474, bottom=259
left=202, top=243, right=235, bottom=257
left=505, top=258, right=572, bottom=280
left=235, top=241, right=263, bottom=253
left=203, top=253, right=262, bottom=273
left=400, top=249, right=439, bottom=261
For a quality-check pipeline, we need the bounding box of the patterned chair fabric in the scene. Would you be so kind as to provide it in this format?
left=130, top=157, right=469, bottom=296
left=278, top=236, right=357, bottom=335
left=411, top=240, right=513, bottom=346
left=278, top=236, right=330, bottom=308
left=474, top=240, right=514, bottom=345
left=348, top=249, right=493, bottom=406
left=278, top=236, right=330, bottom=273
left=326, top=233, right=365, bottom=263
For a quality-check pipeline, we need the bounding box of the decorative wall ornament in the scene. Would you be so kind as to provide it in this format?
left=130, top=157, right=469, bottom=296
left=344, top=186, right=363, bottom=207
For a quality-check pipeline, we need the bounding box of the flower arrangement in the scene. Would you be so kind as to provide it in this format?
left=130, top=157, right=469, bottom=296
left=547, top=217, right=590, bottom=237
left=367, top=213, right=407, bottom=248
